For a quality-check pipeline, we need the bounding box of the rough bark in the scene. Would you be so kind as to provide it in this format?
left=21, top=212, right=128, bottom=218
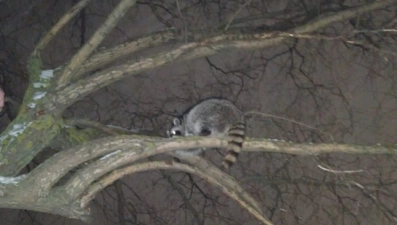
left=0, top=136, right=393, bottom=222
left=0, top=0, right=396, bottom=223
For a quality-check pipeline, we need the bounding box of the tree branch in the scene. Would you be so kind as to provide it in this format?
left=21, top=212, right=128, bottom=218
left=114, top=180, right=127, bottom=225
left=29, top=136, right=222, bottom=196
left=27, top=136, right=152, bottom=195
left=28, top=134, right=397, bottom=196
left=293, top=0, right=396, bottom=34
left=176, top=154, right=271, bottom=225
left=62, top=135, right=221, bottom=200
left=64, top=119, right=160, bottom=136
left=74, top=29, right=181, bottom=77
left=47, top=0, right=396, bottom=112
left=33, top=0, right=92, bottom=55
left=159, top=170, right=204, bottom=225
left=80, top=161, right=273, bottom=225
left=57, top=0, right=137, bottom=88
left=0, top=175, right=92, bottom=221
left=1, top=136, right=394, bottom=221
left=49, top=135, right=397, bottom=206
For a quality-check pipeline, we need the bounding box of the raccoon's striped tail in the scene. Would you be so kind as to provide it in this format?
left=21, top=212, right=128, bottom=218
left=222, top=122, right=245, bottom=169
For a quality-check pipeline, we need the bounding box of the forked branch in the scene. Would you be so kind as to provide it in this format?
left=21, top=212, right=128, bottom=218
left=28, top=135, right=397, bottom=196
left=80, top=160, right=273, bottom=225
left=49, top=0, right=396, bottom=112
left=74, top=29, right=181, bottom=77
left=1, top=136, right=394, bottom=222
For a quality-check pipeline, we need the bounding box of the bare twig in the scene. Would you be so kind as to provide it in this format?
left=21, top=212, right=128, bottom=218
left=146, top=1, right=174, bottom=28
left=64, top=119, right=161, bottom=137
left=64, top=119, right=119, bottom=135
left=224, top=0, right=253, bottom=31
left=245, top=111, right=335, bottom=142
left=317, top=165, right=364, bottom=174
left=57, top=0, right=138, bottom=88
left=175, top=154, right=264, bottom=213
left=175, top=0, right=188, bottom=42
left=353, top=29, right=397, bottom=33
left=33, top=0, right=92, bottom=55
left=114, top=180, right=127, bottom=225
left=160, top=171, right=204, bottom=225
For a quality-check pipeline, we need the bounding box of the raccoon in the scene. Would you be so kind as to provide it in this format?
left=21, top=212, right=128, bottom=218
left=168, top=98, right=246, bottom=169
left=167, top=116, right=206, bottom=156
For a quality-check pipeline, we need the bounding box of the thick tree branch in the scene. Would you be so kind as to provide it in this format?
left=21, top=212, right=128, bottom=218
left=27, top=136, right=152, bottom=195
left=1, top=136, right=394, bottom=221
left=2, top=0, right=396, bottom=223
left=48, top=135, right=397, bottom=203
left=28, top=136, right=223, bottom=196
left=0, top=114, right=61, bottom=176
left=28, top=134, right=397, bottom=196
left=47, top=0, right=396, bottom=112
left=48, top=43, right=198, bottom=112
left=74, top=29, right=181, bottom=77
left=61, top=136, right=224, bottom=200
left=57, top=0, right=137, bottom=88
left=0, top=175, right=91, bottom=221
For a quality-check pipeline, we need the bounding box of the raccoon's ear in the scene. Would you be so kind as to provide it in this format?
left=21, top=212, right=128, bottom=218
left=173, top=117, right=182, bottom=125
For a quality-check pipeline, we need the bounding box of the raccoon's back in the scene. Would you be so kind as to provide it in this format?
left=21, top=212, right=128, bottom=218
left=184, top=98, right=246, bottom=168
left=185, top=99, right=244, bottom=132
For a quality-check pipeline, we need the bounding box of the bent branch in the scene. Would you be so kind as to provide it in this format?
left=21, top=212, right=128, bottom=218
left=0, top=136, right=394, bottom=221
left=28, top=135, right=397, bottom=196
left=80, top=161, right=273, bottom=225
left=49, top=0, right=396, bottom=112
left=74, top=29, right=182, bottom=77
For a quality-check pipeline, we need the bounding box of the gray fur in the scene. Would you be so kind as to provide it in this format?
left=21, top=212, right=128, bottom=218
left=168, top=98, right=245, bottom=169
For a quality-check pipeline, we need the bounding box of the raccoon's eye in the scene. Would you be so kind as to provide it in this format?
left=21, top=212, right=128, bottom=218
left=172, top=130, right=182, bottom=136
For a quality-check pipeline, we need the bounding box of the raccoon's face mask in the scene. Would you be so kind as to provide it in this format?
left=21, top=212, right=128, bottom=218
left=167, top=117, right=185, bottom=137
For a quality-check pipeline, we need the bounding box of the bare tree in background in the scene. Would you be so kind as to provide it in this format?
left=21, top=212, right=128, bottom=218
left=0, top=0, right=396, bottom=224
